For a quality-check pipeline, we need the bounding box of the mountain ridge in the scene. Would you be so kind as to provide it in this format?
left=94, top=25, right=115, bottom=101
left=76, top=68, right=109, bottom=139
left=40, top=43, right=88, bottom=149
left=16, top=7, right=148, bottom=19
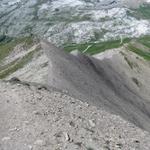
left=0, top=79, right=150, bottom=150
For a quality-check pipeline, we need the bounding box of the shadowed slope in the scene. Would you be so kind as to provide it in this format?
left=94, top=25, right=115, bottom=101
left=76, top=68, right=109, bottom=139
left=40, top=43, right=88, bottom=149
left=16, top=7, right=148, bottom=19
left=41, top=40, right=150, bottom=132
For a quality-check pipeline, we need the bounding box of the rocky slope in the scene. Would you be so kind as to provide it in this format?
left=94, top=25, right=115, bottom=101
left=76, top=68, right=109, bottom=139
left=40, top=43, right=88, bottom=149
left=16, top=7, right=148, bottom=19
left=0, top=34, right=150, bottom=150
left=0, top=1, right=150, bottom=150
left=1, top=35, right=150, bottom=132
left=1, top=80, right=150, bottom=150
left=42, top=40, right=150, bottom=132
left=0, top=37, right=48, bottom=83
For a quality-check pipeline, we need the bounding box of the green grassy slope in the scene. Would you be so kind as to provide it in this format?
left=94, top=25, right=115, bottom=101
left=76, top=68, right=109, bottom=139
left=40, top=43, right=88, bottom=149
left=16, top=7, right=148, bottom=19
left=0, top=51, right=35, bottom=79
left=0, top=36, right=35, bottom=79
left=0, top=36, right=33, bottom=63
left=63, top=38, right=131, bottom=55
left=64, top=36, right=150, bottom=60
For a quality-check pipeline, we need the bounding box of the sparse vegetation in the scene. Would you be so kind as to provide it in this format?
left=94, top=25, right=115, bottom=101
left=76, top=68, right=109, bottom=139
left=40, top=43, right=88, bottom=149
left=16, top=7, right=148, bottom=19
left=137, top=36, right=150, bottom=48
left=0, top=50, right=35, bottom=79
left=127, top=44, right=150, bottom=60
left=64, top=35, right=150, bottom=60
left=64, top=38, right=131, bottom=55
left=0, top=36, right=35, bottom=79
left=0, top=36, right=34, bottom=63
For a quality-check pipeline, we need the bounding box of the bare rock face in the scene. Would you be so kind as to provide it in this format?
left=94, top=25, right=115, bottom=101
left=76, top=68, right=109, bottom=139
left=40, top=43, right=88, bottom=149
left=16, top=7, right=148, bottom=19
left=0, top=81, right=150, bottom=150
left=42, top=40, right=150, bottom=132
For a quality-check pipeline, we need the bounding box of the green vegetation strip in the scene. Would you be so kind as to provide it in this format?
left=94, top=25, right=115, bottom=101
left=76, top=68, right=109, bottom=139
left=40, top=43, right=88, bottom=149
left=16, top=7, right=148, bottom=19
left=64, top=38, right=131, bottom=55
left=137, top=36, right=150, bottom=48
left=64, top=35, right=150, bottom=60
left=127, top=44, right=150, bottom=60
left=0, top=36, right=33, bottom=63
left=0, top=50, right=35, bottom=79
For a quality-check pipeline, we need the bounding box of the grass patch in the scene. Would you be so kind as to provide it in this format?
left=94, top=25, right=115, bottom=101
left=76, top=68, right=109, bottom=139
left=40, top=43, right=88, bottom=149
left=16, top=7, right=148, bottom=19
left=64, top=38, right=131, bottom=55
left=0, top=36, right=34, bottom=63
left=127, top=44, right=150, bottom=60
left=0, top=50, right=35, bottom=79
left=64, top=35, right=150, bottom=58
left=137, top=35, right=150, bottom=48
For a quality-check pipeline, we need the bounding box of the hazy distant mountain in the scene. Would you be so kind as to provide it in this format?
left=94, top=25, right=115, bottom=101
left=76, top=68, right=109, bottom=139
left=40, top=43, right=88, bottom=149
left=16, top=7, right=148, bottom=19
left=0, top=0, right=150, bottom=45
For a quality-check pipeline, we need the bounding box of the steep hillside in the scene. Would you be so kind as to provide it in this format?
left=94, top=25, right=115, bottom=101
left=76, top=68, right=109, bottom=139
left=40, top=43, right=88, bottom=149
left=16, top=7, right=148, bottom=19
left=0, top=25, right=150, bottom=150
left=0, top=0, right=150, bottom=149
left=41, top=38, right=150, bottom=132
left=0, top=36, right=48, bottom=83
left=0, top=80, right=150, bottom=150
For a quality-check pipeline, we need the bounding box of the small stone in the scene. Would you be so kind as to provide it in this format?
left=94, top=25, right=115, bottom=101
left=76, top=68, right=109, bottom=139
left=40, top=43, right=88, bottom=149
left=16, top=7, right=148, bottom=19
left=69, top=121, right=75, bottom=127
left=75, top=142, right=82, bottom=147
left=10, top=77, right=20, bottom=83
left=9, top=127, right=20, bottom=132
left=134, top=140, right=140, bottom=143
left=89, top=120, right=96, bottom=127
left=2, top=137, right=11, bottom=142
left=28, top=145, right=33, bottom=150
left=34, top=139, right=45, bottom=146
left=64, top=132, right=70, bottom=141
left=62, top=89, right=68, bottom=94
left=24, top=121, right=30, bottom=125
left=70, top=100, right=76, bottom=104
left=33, top=111, right=41, bottom=115
left=85, top=102, right=89, bottom=107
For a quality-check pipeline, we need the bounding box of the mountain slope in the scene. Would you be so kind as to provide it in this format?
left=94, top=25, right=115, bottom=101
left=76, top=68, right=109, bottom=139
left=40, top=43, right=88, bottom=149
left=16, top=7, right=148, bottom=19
left=41, top=40, right=150, bottom=132
left=0, top=80, right=150, bottom=150
left=0, top=33, right=150, bottom=140
left=0, top=0, right=150, bottom=149
left=0, top=36, right=48, bottom=83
